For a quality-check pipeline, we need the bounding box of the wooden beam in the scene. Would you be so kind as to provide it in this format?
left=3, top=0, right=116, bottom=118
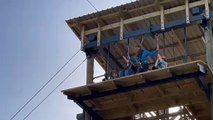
left=97, top=24, right=101, bottom=46
left=171, top=29, right=192, bottom=61
left=205, top=0, right=210, bottom=19
left=81, top=26, right=85, bottom=50
left=85, top=0, right=206, bottom=35
left=85, top=57, right=94, bottom=120
left=160, top=5, right=165, bottom=30
left=120, top=18, right=124, bottom=40
left=185, top=0, right=190, bottom=24
left=86, top=58, right=94, bottom=84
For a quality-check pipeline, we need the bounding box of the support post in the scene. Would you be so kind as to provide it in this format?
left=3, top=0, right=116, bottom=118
left=205, top=0, right=210, bottom=19
left=120, top=18, right=124, bottom=40
left=183, top=27, right=188, bottom=63
left=160, top=5, right=165, bottom=30
left=86, top=57, right=94, bottom=84
left=204, top=20, right=213, bottom=70
left=97, top=24, right=101, bottom=46
left=185, top=0, right=190, bottom=24
left=84, top=57, right=94, bottom=120
left=81, top=26, right=85, bottom=51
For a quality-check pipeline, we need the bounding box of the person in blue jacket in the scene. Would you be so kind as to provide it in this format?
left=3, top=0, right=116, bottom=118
left=136, top=35, right=159, bottom=72
left=119, top=53, right=140, bottom=77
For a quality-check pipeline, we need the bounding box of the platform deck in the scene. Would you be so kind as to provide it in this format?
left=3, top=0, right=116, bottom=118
left=63, top=60, right=213, bottom=120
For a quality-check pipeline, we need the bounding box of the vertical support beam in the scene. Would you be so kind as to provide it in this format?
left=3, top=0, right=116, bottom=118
left=162, top=32, right=165, bottom=55
left=105, top=44, right=111, bottom=80
left=204, top=21, right=213, bottom=70
left=81, top=26, right=85, bottom=50
left=185, top=0, right=190, bottom=24
left=204, top=21, right=213, bottom=120
left=120, top=18, right=124, bottom=40
left=205, top=0, right=210, bottom=19
left=86, top=57, right=94, bottom=84
left=84, top=57, right=94, bottom=120
left=97, top=24, right=101, bottom=46
left=160, top=5, right=165, bottom=30
left=183, top=27, right=188, bottom=63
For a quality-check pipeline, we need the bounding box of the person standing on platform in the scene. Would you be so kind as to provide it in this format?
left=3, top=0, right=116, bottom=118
left=152, top=54, right=168, bottom=70
left=137, top=35, right=159, bottom=72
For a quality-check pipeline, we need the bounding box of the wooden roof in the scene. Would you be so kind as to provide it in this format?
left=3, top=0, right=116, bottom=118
left=66, top=0, right=213, bottom=71
left=63, top=60, right=213, bottom=120
left=64, top=0, right=213, bottom=119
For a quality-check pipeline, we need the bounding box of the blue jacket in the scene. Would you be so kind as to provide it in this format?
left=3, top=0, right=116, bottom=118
left=139, top=49, right=158, bottom=62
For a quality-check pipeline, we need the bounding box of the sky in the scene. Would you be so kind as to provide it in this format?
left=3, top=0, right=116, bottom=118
left=0, top=0, right=135, bottom=120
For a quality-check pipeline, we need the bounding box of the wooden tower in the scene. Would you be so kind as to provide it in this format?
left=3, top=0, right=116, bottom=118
left=62, top=0, right=213, bottom=119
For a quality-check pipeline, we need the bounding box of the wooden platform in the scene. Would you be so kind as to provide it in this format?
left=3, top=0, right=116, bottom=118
left=62, top=60, right=213, bottom=120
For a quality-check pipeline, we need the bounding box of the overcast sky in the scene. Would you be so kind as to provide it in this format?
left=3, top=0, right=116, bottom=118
left=0, top=0, right=134, bottom=120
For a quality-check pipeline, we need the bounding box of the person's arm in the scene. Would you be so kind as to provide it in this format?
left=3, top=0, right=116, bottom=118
left=156, top=34, right=159, bottom=51
left=140, top=37, right=145, bottom=48
left=122, top=56, right=129, bottom=63
left=154, top=57, right=159, bottom=67
left=158, top=54, right=163, bottom=62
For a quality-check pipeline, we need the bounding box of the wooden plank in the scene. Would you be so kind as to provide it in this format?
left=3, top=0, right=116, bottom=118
left=142, top=68, right=172, bottom=80
left=63, top=86, right=92, bottom=97
left=81, top=25, right=85, bottom=50
left=168, top=60, right=201, bottom=74
left=87, top=58, right=94, bottom=84
left=88, top=81, right=117, bottom=92
left=113, top=74, right=145, bottom=87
